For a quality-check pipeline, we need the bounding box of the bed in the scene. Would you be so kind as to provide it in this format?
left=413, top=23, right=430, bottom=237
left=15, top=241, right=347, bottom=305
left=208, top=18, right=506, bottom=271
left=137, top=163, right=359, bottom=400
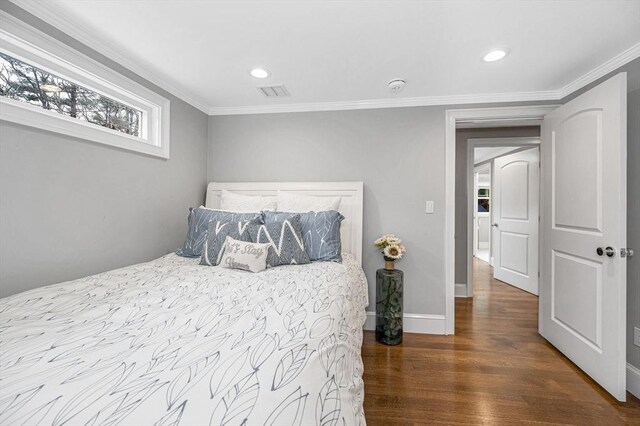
left=0, top=182, right=368, bottom=426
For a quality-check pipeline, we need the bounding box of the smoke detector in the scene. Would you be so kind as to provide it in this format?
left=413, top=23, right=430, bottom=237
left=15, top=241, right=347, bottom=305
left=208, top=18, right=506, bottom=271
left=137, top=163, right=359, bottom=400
left=388, top=79, right=406, bottom=93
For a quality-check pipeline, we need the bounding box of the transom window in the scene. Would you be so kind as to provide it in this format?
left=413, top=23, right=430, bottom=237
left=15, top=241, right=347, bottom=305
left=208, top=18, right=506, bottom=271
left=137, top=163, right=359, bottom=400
left=0, top=11, right=170, bottom=158
left=1, top=52, right=142, bottom=137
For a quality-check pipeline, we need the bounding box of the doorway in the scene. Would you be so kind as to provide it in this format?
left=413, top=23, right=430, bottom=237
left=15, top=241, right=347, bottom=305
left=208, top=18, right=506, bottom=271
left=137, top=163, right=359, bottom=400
left=472, top=164, right=491, bottom=264
left=466, top=139, right=541, bottom=297
left=445, top=73, right=630, bottom=401
left=444, top=105, right=556, bottom=332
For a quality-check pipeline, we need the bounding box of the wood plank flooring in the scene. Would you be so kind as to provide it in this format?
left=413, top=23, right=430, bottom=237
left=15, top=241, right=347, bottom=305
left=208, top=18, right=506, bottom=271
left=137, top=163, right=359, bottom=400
left=362, top=258, right=640, bottom=425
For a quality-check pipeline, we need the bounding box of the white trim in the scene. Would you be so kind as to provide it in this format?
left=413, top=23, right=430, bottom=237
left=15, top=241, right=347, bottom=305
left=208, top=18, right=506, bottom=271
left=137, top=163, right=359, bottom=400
left=9, top=0, right=210, bottom=114
left=444, top=106, right=558, bottom=335
left=204, top=181, right=363, bottom=264
left=1, top=99, right=169, bottom=158
left=628, top=363, right=640, bottom=399
left=208, top=90, right=558, bottom=116
left=466, top=137, right=541, bottom=298
left=7, top=0, right=639, bottom=115
left=445, top=111, right=457, bottom=334
left=467, top=140, right=476, bottom=299
left=363, top=313, right=376, bottom=331
left=558, top=43, right=640, bottom=98
left=455, top=283, right=470, bottom=298
left=469, top=137, right=542, bottom=148
left=363, top=312, right=446, bottom=335
left=0, top=11, right=170, bottom=159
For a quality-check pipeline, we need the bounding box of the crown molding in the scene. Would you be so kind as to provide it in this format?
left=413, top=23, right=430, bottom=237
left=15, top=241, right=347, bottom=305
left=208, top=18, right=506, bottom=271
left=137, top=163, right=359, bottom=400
left=208, top=90, right=559, bottom=115
left=8, top=0, right=211, bottom=114
left=558, top=42, right=640, bottom=98
left=7, top=1, right=640, bottom=117
left=209, top=42, right=639, bottom=115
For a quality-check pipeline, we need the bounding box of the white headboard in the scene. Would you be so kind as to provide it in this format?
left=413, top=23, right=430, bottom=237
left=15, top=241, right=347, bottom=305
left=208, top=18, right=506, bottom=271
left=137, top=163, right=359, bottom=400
left=205, top=182, right=363, bottom=264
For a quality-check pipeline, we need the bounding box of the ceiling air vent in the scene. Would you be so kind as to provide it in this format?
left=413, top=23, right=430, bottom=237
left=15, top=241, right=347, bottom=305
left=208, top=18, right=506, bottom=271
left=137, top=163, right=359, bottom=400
left=257, top=85, right=290, bottom=98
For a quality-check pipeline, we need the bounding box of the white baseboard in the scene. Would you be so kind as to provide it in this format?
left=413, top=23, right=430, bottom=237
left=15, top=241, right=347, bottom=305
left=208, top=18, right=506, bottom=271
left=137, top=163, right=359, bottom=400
left=363, top=312, right=376, bottom=330
left=363, top=311, right=446, bottom=334
left=455, top=282, right=470, bottom=298
left=628, top=363, right=640, bottom=399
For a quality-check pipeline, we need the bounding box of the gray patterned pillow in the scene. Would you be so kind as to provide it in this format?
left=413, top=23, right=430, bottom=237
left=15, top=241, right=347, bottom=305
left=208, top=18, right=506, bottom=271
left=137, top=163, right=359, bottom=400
left=200, top=220, right=255, bottom=266
left=176, top=207, right=260, bottom=257
left=263, top=210, right=344, bottom=262
left=248, top=215, right=310, bottom=267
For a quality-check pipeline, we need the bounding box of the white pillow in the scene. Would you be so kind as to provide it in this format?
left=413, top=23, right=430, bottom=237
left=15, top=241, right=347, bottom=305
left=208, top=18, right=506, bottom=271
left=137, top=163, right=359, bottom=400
left=219, top=236, right=269, bottom=273
left=276, top=191, right=341, bottom=212
left=219, top=189, right=276, bottom=212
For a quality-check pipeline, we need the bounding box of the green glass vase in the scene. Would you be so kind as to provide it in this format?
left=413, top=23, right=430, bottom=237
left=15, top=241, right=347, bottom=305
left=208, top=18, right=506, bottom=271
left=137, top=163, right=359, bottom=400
left=375, top=267, right=403, bottom=345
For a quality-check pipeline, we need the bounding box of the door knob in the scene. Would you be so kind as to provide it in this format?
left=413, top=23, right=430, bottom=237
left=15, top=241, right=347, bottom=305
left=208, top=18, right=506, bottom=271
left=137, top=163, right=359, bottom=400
left=596, top=247, right=615, bottom=257
left=492, top=223, right=499, bottom=227
left=621, top=248, right=634, bottom=258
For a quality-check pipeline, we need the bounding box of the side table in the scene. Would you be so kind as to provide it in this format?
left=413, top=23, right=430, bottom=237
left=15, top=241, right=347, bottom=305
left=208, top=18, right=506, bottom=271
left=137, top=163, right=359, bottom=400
left=375, top=268, right=403, bottom=345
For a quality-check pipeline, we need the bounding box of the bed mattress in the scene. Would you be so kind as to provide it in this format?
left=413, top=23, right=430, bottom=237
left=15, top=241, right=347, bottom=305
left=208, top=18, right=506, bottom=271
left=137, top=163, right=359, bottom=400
left=0, top=253, right=368, bottom=425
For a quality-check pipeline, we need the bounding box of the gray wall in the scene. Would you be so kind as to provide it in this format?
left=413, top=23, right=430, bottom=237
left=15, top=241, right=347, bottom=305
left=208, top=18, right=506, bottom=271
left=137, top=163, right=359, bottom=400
left=0, top=3, right=209, bottom=297
left=208, top=107, right=447, bottom=315
left=627, top=88, right=640, bottom=371
left=477, top=217, right=490, bottom=245
left=454, top=126, right=541, bottom=285
left=3, top=0, right=635, bottom=364
left=207, top=66, right=639, bottom=353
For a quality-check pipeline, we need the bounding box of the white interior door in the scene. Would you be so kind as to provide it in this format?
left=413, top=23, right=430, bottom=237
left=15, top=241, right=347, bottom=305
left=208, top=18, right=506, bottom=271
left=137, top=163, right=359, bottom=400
left=492, top=148, right=539, bottom=295
left=540, top=73, right=627, bottom=401
left=473, top=172, right=479, bottom=256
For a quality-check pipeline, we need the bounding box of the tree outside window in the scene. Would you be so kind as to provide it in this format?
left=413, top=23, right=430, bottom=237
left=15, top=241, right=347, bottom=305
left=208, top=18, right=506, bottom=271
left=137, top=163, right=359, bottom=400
left=0, top=52, right=141, bottom=137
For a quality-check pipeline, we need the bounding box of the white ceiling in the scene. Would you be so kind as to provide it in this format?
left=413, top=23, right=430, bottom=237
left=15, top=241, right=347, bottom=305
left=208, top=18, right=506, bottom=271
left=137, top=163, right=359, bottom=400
left=13, top=0, right=640, bottom=114
left=474, top=146, right=520, bottom=165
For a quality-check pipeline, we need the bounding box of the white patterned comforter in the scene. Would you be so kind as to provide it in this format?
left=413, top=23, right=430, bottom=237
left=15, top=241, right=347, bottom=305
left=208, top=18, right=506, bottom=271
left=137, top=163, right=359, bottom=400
left=0, top=254, right=368, bottom=426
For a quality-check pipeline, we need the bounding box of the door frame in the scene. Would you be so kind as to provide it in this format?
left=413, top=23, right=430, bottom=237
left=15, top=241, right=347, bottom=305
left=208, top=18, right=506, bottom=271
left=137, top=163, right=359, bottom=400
left=464, top=138, right=541, bottom=298
left=444, top=105, right=558, bottom=334
left=472, top=164, right=491, bottom=261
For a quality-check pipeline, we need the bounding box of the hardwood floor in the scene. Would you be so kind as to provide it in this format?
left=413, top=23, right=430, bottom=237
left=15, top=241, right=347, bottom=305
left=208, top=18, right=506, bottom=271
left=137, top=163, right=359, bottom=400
left=362, top=258, right=640, bottom=425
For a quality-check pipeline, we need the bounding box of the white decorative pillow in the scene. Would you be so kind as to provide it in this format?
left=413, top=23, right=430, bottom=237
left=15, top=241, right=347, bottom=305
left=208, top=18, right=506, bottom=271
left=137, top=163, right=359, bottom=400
left=276, top=191, right=341, bottom=212
left=220, top=190, right=276, bottom=213
left=219, top=236, right=269, bottom=273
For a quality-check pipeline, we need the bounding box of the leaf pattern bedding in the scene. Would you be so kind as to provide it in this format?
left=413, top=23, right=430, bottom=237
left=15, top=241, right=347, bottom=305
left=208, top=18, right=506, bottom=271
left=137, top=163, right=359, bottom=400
left=0, top=253, right=368, bottom=426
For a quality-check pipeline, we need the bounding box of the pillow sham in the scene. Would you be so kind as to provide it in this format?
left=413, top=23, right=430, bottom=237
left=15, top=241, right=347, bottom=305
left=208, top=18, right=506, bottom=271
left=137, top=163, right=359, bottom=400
left=219, top=236, right=269, bottom=273
left=248, top=215, right=310, bottom=267
left=263, top=210, right=345, bottom=263
left=276, top=191, right=341, bottom=213
left=220, top=189, right=276, bottom=213
left=200, top=220, right=255, bottom=266
left=176, top=207, right=260, bottom=257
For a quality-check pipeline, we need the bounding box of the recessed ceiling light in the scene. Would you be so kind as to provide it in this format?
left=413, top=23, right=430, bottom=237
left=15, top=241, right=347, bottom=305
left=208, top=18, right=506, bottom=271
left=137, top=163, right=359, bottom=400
left=250, top=68, right=270, bottom=79
left=483, top=50, right=508, bottom=62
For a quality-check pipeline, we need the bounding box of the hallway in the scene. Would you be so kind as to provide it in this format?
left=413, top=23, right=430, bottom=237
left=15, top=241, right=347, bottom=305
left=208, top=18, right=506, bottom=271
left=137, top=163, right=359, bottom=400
left=362, top=258, right=640, bottom=425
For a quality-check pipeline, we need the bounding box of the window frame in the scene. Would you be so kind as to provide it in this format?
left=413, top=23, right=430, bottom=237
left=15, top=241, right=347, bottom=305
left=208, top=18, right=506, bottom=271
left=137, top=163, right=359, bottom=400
left=0, top=11, right=170, bottom=159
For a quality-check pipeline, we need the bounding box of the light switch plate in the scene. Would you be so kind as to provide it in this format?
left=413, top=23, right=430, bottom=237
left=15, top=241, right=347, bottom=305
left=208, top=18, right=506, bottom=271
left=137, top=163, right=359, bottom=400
left=425, top=201, right=435, bottom=214
left=634, top=327, right=640, bottom=347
